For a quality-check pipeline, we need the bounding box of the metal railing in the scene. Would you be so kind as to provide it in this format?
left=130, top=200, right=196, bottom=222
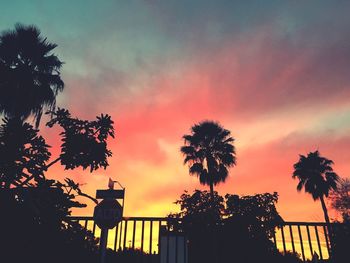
left=70, top=216, right=337, bottom=262
left=274, top=222, right=332, bottom=261
left=70, top=216, right=170, bottom=254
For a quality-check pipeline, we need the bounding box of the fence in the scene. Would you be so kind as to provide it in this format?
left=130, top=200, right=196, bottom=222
left=274, top=222, right=331, bottom=261
left=70, top=216, right=336, bottom=262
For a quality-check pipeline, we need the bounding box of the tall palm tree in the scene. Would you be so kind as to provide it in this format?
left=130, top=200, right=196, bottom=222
left=0, top=24, right=64, bottom=127
left=293, top=150, right=339, bottom=225
left=181, top=121, right=236, bottom=201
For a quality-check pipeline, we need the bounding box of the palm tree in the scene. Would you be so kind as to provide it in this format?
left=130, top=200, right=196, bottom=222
left=292, top=150, right=339, bottom=225
left=181, top=121, right=236, bottom=201
left=0, top=24, right=64, bottom=127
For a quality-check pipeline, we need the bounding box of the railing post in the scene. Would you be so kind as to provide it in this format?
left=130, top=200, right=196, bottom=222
left=297, top=225, right=306, bottom=262
left=100, top=228, right=109, bottom=263
left=281, top=226, right=287, bottom=254
left=314, top=226, right=323, bottom=260
left=289, top=225, right=296, bottom=254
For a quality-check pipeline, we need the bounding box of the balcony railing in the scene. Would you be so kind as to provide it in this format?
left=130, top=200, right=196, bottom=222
left=70, top=216, right=343, bottom=262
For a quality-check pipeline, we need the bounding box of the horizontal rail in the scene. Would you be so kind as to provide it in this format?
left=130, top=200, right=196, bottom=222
left=68, top=216, right=169, bottom=221
left=69, top=216, right=347, bottom=262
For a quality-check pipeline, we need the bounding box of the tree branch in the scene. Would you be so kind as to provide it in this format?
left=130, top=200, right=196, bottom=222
left=17, top=156, right=61, bottom=187
left=46, top=156, right=61, bottom=170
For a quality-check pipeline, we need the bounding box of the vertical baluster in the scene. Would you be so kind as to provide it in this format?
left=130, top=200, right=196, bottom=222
left=114, top=222, right=119, bottom=251
left=92, top=222, right=96, bottom=236
left=323, top=225, right=331, bottom=258
left=298, top=225, right=306, bottom=262
left=123, top=219, right=128, bottom=250
left=158, top=220, right=162, bottom=262
left=149, top=220, right=153, bottom=254
left=119, top=220, right=123, bottom=250
left=132, top=220, right=136, bottom=250
left=141, top=220, right=145, bottom=253
left=289, top=225, right=296, bottom=254
left=306, top=225, right=313, bottom=258
left=281, top=226, right=287, bottom=254
left=314, top=226, right=323, bottom=260
left=272, top=230, right=277, bottom=250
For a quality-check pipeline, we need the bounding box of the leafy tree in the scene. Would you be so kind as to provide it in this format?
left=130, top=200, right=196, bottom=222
left=330, top=178, right=350, bottom=223
left=47, top=108, right=114, bottom=172
left=0, top=109, right=114, bottom=189
left=0, top=24, right=64, bottom=127
left=1, top=177, right=100, bottom=263
left=0, top=111, right=114, bottom=263
left=169, top=190, right=225, bottom=231
left=292, top=151, right=339, bottom=225
left=0, top=117, right=50, bottom=188
left=181, top=121, right=236, bottom=201
left=169, top=190, right=299, bottom=263
left=225, top=192, right=283, bottom=239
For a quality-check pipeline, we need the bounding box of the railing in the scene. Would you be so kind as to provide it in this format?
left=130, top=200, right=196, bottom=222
left=274, top=222, right=331, bottom=261
left=70, top=216, right=170, bottom=254
left=70, top=216, right=336, bottom=262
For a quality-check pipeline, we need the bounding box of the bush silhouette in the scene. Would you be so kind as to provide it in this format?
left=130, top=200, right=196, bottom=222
left=169, top=190, right=302, bottom=263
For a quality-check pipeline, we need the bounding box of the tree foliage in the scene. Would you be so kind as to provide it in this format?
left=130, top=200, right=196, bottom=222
left=0, top=110, right=114, bottom=263
left=330, top=178, right=350, bottom=222
left=47, top=108, right=114, bottom=172
left=181, top=121, right=236, bottom=198
left=293, top=150, right=339, bottom=200
left=0, top=24, right=64, bottom=127
left=168, top=190, right=298, bottom=263
left=225, top=192, right=283, bottom=239
left=169, top=190, right=224, bottom=231
left=0, top=117, right=50, bottom=188
left=0, top=23, right=115, bottom=263
left=0, top=109, right=115, bottom=188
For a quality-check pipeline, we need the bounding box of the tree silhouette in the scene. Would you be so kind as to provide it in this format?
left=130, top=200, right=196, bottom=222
left=0, top=110, right=114, bottom=263
left=330, top=178, right=350, bottom=222
left=169, top=190, right=225, bottom=231
left=46, top=108, right=114, bottom=172
left=0, top=176, right=100, bottom=263
left=181, top=121, right=236, bottom=201
left=292, top=151, right=339, bottom=225
left=0, top=24, right=64, bottom=127
left=168, top=190, right=300, bottom=263
left=0, top=23, right=114, bottom=263
left=0, top=117, right=50, bottom=188
left=225, top=192, right=283, bottom=240
left=0, top=109, right=114, bottom=189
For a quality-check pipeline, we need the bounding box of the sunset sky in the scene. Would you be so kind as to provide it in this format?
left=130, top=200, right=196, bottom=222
left=1, top=0, right=350, bottom=221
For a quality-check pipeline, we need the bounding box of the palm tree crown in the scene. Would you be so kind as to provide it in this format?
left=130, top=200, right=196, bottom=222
left=0, top=24, right=64, bottom=127
left=293, top=150, right=339, bottom=200
left=181, top=121, right=236, bottom=197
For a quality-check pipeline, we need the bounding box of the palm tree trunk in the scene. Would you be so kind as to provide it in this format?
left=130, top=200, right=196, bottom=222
left=320, top=195, right=330, bottom=224
left=209, top=181, right=214, bottom=202
left=320, top=195, right=335, bottom=259
left=208, top=180, right=219, bottom=263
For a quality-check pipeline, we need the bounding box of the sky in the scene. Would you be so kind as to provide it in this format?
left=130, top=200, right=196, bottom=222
left=1, top=0, right=350, bottom=221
